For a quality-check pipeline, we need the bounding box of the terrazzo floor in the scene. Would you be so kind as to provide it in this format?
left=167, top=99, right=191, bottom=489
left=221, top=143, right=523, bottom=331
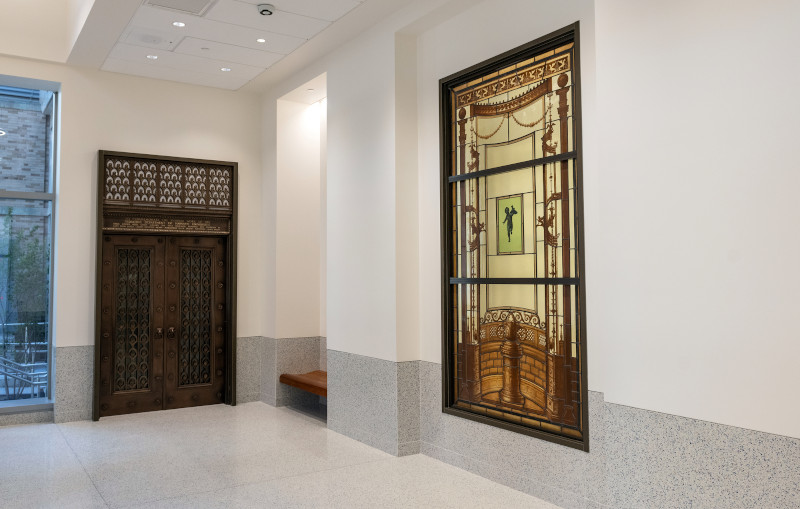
left=0, top=402, right=559, bottom=508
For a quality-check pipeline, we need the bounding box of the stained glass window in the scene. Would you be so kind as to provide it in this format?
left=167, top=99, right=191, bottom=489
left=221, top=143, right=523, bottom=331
left=441, top=24, right=587, bottom=450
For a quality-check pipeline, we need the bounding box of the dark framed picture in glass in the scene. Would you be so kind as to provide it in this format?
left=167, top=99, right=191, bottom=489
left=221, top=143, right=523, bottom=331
left=440, top=23, right=588, bottom=450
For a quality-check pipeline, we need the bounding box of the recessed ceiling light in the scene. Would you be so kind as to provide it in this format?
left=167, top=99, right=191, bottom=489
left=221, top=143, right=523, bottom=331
left=172, top=21, right=186, bottom=27
left=0, top=129, right=6, bottom=136
left=220, top=68, right=231, bottom=72
left=147, top=55, right=158, bottom=60
left=256, top=38, right=266, bottom=43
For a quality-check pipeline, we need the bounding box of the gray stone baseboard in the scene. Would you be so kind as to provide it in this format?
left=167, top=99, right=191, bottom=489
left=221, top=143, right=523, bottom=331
left=418, top=360, right=800, bottom=509
left=237, top=336, right=326, bottom=409
left=0, top=408, right=54, bottom=427
left=603, top=402, right=800, bottom=508
left=274, top=337, right=323, bottom=406
left=47, top=337, right=326, bottom=423
left=327, top=350, right=419, bottom=457
left=39, top=342, right=800, bottom=508
left=236, top=336, right=264, bottom=404
left=54, top=345, right=93, bottom=423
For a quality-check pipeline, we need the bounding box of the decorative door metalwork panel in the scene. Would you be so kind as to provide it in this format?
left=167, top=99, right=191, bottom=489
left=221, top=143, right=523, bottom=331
left=99, top=236, right=164, bottom=417
left=98, top=235, right=226, bottom=417
left=441, top=24, right=588, bottom=450
left=103, top=158, right=232, bottom=211
left=163, top=236, right=226, bottom=410
left=179, top=248, right=213, bottom=386
left=114, top=247, right=152, bottom=392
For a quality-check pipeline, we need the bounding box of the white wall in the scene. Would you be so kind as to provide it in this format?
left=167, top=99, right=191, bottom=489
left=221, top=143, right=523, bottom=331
left=394, top=33, right=420, bottom=361
left=319, top=99, right=328, bottom=337
left=325, top=25, right=399, bottom=360
left=275, top=99, right=322, bottom=339
left=261, top=94, right=278, bottom=339
left=0, top=55, right=264, bottom=348
left=67, top=0, right=95, bottom=53
left=412, top=0, right=800, bottom=439
left=258, top=1, right=450, bottom=360
left=0, top=0, right=95, bottom=63
left=594, top=0, right=800, bottom=439
left=37, top=0, right=779, bottom=439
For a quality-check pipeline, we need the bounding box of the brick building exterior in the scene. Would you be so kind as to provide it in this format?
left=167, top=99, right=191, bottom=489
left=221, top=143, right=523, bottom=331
left=0, top=92, right=52, bottom=193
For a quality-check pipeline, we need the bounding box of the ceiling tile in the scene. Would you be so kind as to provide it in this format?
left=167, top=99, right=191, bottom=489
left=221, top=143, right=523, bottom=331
left=128, top=5, right=305, bottom=54
left=126, top=5, right=195, bottom=33
left=234, top=0, right=362, bottom=22
left=204, top=0, right=329, bottom=39
left=213, top=24, right=305, bottom=54
left=145, top=0, right=217, bottom=16
left=93, top=0, right=402, bottom=91
left=174, top=37, right=282, bottom=68
left=108, top=42, right=264, bottom=81
left=102, top=58, right=250, bottom=90
left=123, top=27, right=182, bottom=51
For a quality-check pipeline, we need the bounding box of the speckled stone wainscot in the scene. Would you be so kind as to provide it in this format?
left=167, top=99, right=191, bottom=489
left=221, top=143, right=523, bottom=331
left=235, top=336, right=266, bottom=404
left=257, top=337, right=325, bottom=408
left=275, top=337, right=322, bottom=407
left=54, top=346, right=93, bottom=423
left=419, top=361, right=601, bottom=509
left=418, top=361, right=800, bottom=509
left=0, top=408, right=53, bottom=427
left=236, top=336, right=326, bottom=407
left=603, top=403, right=800, bottom=509
left=327, top=350, right=419, bottom=456
left=260, top=337, right=277, bottom=405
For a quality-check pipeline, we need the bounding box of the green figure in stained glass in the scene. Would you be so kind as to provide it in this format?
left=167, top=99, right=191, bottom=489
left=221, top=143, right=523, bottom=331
left=502, top=205, right=517, bottom=242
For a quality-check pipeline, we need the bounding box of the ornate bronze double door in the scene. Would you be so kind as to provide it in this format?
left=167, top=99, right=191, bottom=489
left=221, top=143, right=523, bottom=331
left=98, top=235, right=226, bottom=417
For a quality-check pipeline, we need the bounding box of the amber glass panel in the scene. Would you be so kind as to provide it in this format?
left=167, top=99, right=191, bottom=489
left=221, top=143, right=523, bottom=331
left=452, top=62, right=574, bottom=176
left=451, top=282, right=581, bottom=433
left=451, top=178, right=487, bottom=278
left=446, top=36, right=582, bottom=446
left=534, top=159, right=578, bottom=278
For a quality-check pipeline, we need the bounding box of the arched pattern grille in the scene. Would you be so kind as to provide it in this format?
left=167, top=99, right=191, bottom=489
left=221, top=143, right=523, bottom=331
left=114, top=248, right=151, bottom=392
left=179, top=248, right=212, bottom=386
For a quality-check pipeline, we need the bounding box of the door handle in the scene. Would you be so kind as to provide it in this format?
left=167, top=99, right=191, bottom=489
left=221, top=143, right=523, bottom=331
left=155, top=328, right=163, bottom=339
left=167, top=327, right=175, bottom=339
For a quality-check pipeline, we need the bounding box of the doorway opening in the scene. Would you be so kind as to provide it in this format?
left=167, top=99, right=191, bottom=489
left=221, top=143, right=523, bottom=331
left=94, top=151, right=237, bottom=419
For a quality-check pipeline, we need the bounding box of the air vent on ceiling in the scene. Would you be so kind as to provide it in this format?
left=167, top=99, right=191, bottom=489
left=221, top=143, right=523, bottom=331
left=145, top=0, right=216, bottom=16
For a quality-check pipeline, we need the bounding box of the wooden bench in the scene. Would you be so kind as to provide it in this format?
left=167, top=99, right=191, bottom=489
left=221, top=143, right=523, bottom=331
left=279, top=370, right=327, bottom=397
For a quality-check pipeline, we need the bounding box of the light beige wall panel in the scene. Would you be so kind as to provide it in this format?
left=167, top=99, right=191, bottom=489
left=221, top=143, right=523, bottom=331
left=0, top=56, right=264, bottom=347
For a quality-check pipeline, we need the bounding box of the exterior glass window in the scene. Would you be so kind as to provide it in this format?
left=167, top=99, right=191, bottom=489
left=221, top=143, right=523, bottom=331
left=0, top=85, right=57, bottom=406
left=440, top=24, right=588, bottom=450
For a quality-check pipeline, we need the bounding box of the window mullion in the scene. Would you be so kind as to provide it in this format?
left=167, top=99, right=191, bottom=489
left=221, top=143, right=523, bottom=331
left=0, top=191, right=55, bottom=201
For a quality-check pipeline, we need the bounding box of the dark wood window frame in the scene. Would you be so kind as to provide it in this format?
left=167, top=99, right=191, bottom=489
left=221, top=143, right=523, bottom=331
left=439, top=23, right=589, bottom=451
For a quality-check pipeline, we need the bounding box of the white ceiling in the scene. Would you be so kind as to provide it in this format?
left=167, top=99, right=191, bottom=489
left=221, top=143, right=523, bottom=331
left=89, top=0, right=364, bottom=91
